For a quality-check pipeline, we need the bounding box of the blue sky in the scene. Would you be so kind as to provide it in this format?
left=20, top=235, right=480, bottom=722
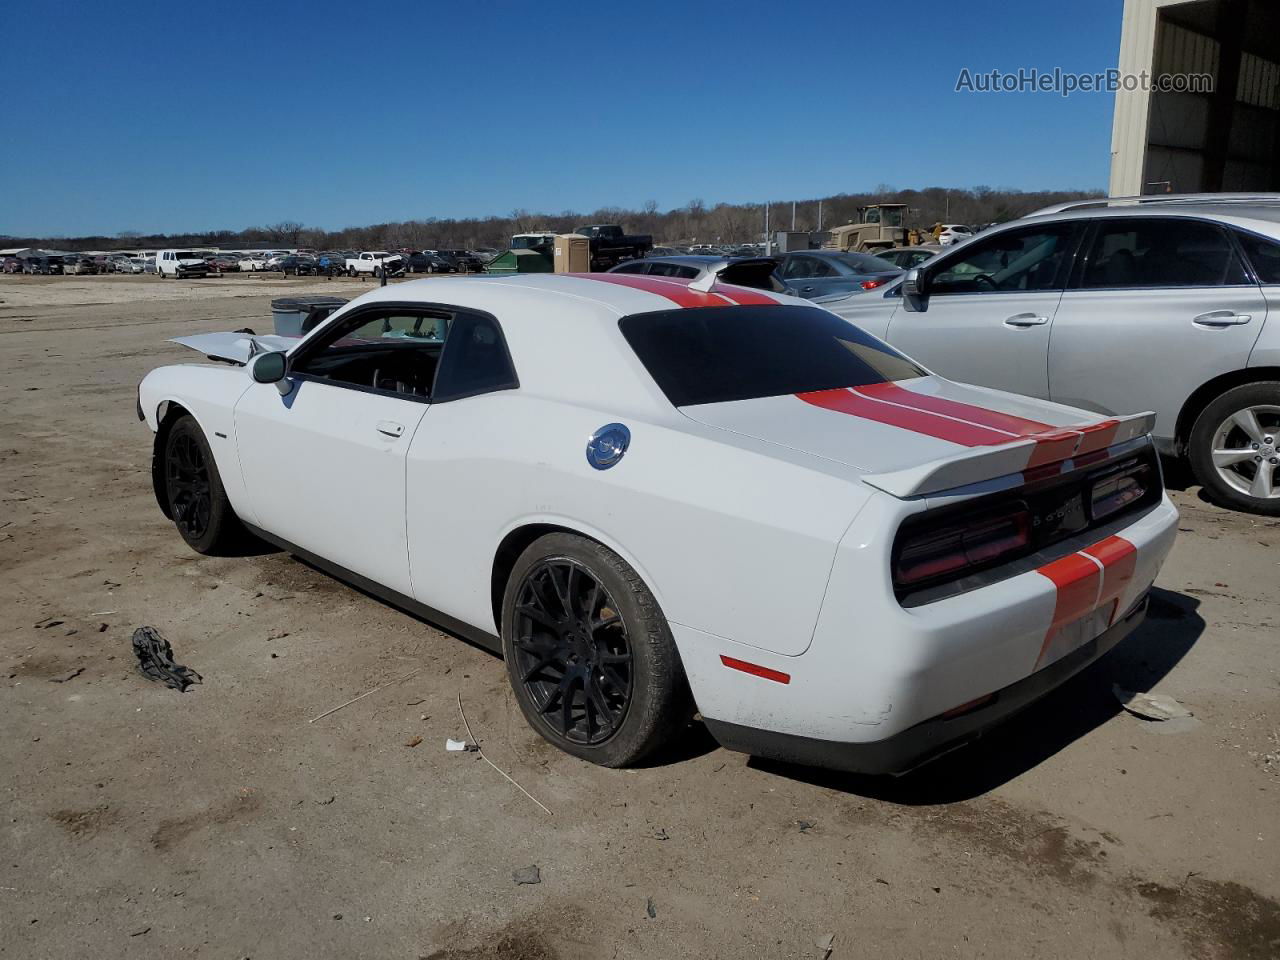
left=1, top=0, right=1124, bottom=237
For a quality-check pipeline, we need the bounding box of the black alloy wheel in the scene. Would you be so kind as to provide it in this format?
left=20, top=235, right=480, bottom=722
left=512, top=558, right=634, bottom=746
left=166, top=432, right=212, bottom=542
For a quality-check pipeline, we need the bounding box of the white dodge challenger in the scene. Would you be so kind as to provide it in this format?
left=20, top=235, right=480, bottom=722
left=138, top=272, right=1178, bottom=773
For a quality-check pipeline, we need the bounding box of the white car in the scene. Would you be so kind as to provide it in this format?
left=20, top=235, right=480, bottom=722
left=238, top=255, right=268, bottom=272
left=938, top=224, right=973, bottom=246
left=138, top=274, right=1177, bottom=773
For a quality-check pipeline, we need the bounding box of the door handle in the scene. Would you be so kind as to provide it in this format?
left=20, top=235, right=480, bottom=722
left=1004, top=313, right=1049, bottom=327
left=376, top=420, right=405, bottom=438
left=1192, top=310, right=1252, bottom=328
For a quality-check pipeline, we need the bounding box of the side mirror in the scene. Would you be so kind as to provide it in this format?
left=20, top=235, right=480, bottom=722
left=250, top=351, right=290, bottom=394
left=901, top=268, right=925, bottom=299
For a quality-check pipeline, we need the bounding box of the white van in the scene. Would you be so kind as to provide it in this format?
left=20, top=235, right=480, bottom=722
left=156, top=250, right=210, bottom=279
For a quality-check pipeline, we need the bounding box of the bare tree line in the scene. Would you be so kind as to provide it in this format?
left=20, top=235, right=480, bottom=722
left=4, top=185, right=1102, bottom=253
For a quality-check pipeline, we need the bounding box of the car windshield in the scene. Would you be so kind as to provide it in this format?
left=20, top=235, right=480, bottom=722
left=176, top=251, right=198, bottom=259
left=620, top=305, right=926, bottom=407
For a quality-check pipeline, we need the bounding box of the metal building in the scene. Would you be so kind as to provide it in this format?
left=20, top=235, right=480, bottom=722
left=1110, top=0, right=1280, bottom=195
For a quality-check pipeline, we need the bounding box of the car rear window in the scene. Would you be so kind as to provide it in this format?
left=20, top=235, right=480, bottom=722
left=619, top=305, right=926, bottom=407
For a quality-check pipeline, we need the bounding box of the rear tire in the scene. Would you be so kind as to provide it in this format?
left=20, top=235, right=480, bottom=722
left=163, top=416, right=243, bottom=554
left=1188, top=381, right=1280, bottom=515
left=500, top=533, right=692, bottom=767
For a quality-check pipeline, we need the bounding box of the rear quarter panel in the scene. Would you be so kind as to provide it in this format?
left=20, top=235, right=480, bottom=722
left=404, top=393, right=873, bottom=657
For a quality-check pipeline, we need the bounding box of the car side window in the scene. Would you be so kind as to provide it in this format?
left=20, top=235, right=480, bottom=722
left=929, top=225, right=1074, bottom=295
left=611, top=260, right=649, bottom=275
left=1080, top=218, right=1248, bottom=289
left=291, top=309, right=449, bottom=399
left=431, top=312, right=519, bottom=402
left=783, top=256, right=821, bottom=279
left=1235, top=231, right=1280, bottom=285
left=647, top=262, right=699, bottom=279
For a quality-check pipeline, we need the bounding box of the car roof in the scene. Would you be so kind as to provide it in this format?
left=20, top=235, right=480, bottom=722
left=1019, top=197, right=1280, bottom=234
left=317, top=273, right=798, bottom=417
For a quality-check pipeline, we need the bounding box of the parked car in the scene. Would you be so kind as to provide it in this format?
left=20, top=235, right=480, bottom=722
left=275, top=255, right=319, bottom=276
left=775, top=250, right=902, bottom=298
left=316, top=252, right=346, bottom=277
left=62, top=256, right=98, bottom=275
left=24, top=255, right=64, bottom=275
left=117, top=257, right=146, bottom=274
left=406, top=251, right=456, bottom=274
left=238, top=254, right=268, bottom=272
left=937, top=224, right=974, bottom=247
left=2, top=256, right=23, bottom=274
left=874, top=246, right=943, bottom=270
left=139, top=273, right=1177, bottom=773
left=439, top=249, right=484, bottom=272
left=143, top=256, right=157, bottom=275
left=825, top=194, right=1280, bottom=515
left=206, top=254, right=240, bottom=273
left=607, top=255, right=786, bottom=292
left=157, top=250, right=209, bottom=279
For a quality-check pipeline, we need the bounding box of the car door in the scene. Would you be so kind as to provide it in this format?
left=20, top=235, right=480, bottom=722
left=233, top=306, right=446, bottom=597
left=1047, top=216, right=1266, bottom=441
left=883, top=222, right=1081, bottom=399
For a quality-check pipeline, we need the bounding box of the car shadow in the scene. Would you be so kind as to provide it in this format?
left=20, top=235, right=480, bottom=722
left=221, top=533, right=283, bottom=558
left=746, top=587, right=1204, bottom=805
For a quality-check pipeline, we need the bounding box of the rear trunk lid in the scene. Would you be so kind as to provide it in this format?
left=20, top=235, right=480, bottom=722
left=681, top=376, right=1154, bottom=498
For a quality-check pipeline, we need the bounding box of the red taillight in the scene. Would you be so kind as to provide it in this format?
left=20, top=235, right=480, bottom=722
left=1090, top=462, right=1151, bottom=522
left=860, top=278, right=887, bottom=290
left=894, top=506, right=1031, bottom=587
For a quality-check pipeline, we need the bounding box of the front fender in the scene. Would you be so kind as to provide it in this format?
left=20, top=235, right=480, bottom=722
left=139, top=364, right=257, bottom=526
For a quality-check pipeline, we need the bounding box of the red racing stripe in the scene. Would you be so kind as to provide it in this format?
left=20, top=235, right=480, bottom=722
left=797, top=388, right=1017, bottom=447
left=568, top=272, right=727, bottom=308
left=858, top=381, right=1052, bottom=437
left=710, top=284, right=777, bottom=305
left=1034, top=552, right=1102, bottom=669
left=1075, top=419, right=1121, bottom=457
left=1082, top=535, right=1137, bottom=627
left=1025, top=430, right=1085, bottom=468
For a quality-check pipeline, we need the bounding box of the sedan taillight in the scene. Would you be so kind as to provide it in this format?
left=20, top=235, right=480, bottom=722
left=860, top=278, right=888, bottom=290
left=894, top=505, right=1031, bottom=589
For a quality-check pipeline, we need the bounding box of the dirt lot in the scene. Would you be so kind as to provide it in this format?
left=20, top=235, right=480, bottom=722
left=1, top=273, right=1278, bottom=960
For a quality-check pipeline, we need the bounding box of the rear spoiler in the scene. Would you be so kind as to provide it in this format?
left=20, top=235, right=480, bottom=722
left=861, top=412, right=1157, bottom=499
left=170, top=331, right=299, bottom=365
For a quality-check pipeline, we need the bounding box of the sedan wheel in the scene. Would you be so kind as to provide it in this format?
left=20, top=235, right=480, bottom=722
left=1189, top=382, right=1280, bottom=515
left=163, top=415, right=242, bottom=553
left=502, top=533, right=692, bottom=766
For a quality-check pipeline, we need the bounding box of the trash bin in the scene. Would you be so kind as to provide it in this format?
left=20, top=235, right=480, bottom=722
left=270, top=296, right=348, bottom=337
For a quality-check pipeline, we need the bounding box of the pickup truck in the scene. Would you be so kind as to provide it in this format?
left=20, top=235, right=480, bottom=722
left=345, top=251, right=406, bottom=278
left=574, top=224, right=654, bottom=270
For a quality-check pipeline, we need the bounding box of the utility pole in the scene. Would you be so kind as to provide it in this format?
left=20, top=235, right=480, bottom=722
left=791, top=201, right=796, bottom=230
left=764, top=203, right=771, bottom=255
left=817, top=200, right=823, bottom=231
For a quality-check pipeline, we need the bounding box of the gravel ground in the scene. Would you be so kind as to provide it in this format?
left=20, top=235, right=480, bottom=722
left=1, top=275, right=1277, bottom=960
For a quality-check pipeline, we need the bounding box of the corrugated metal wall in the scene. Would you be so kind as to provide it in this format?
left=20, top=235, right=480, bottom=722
left=1111, top=0, right=1280, bottom=195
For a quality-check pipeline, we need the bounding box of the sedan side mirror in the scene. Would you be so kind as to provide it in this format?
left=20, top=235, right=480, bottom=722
left=901, top=268, right=925, bottom=299
left=250, top=351, right=291, bottom=395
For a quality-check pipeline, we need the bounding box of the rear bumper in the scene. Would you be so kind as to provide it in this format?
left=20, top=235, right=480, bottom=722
left=706, top=592, right=1148, bottom=775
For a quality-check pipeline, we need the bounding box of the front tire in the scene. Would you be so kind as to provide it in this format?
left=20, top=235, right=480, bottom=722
left=501, top=533, right=692, bottom=767
left=164, top=416, right=242, bottom=553
left=1188, top=381, right=1280, bottom=515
